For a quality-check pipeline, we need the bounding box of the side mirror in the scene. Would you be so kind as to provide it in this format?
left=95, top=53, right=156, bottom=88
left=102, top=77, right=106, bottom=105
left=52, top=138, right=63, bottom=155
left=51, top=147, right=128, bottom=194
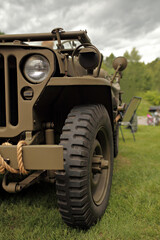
left=113, top=57, right=127, bottom=71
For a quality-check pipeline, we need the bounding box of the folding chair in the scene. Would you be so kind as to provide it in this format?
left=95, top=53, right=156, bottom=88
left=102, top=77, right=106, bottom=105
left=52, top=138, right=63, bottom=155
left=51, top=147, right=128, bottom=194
left=119, top=96, right=142, bottom=142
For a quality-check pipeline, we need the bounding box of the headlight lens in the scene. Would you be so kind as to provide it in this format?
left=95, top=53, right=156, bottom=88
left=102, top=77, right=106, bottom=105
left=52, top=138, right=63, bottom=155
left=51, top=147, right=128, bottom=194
left=24, top=55, right=50, bottom=83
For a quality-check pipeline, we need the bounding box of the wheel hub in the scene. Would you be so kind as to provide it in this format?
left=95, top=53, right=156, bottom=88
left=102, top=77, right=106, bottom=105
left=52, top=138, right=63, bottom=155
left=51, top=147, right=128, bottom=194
left=91, top=137, right=110, bottom=205
left=92, top=154, right=109, bottom=174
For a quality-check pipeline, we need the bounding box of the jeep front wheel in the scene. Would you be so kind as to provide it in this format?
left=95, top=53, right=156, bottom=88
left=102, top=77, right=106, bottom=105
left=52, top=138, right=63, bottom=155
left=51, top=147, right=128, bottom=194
left=56, top=104, right=113, bottom=228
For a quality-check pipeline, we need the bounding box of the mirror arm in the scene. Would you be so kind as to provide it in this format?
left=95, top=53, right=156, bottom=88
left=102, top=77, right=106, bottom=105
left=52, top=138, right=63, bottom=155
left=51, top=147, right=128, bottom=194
left=118, top=71, right=122, bottom=83
left=111, top=64, right=121, bottom=84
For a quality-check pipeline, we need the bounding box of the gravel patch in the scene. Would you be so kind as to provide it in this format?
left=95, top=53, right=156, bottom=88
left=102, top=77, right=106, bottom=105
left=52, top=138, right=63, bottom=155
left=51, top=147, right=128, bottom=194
left=138, top=116, right=147, bottom=125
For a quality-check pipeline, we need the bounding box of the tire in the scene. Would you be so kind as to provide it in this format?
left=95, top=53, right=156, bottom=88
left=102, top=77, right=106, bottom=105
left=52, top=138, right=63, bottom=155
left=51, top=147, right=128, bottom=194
left=56, top=104, right=113, bottom=228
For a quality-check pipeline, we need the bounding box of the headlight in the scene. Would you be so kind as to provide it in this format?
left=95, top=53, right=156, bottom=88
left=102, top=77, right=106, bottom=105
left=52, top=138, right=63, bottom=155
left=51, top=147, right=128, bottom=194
left=24, top=55, right=50, bottom=83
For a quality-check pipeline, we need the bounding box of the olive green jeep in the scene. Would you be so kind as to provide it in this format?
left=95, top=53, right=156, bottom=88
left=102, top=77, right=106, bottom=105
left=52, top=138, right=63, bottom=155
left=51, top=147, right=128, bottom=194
left=0, top=28, right=127, bottom=228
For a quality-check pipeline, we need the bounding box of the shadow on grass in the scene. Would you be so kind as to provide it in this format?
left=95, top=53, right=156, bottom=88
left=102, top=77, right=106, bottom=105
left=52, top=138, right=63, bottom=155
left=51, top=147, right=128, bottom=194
left=0, top=178, right=58, bottom=209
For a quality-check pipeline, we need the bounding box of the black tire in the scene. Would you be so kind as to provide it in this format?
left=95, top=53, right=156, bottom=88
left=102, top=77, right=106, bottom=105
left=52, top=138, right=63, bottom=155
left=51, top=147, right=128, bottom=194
left=56, top=104, right=113, bottom=228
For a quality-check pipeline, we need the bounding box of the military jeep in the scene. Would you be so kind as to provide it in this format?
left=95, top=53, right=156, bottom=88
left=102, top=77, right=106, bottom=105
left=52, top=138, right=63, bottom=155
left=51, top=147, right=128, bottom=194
left=0, top=28, right=127, bottom=228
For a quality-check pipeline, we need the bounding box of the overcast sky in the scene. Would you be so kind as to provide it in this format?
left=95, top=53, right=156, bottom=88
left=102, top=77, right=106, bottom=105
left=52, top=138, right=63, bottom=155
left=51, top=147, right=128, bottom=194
left=0, top=0, right=160, bottom=63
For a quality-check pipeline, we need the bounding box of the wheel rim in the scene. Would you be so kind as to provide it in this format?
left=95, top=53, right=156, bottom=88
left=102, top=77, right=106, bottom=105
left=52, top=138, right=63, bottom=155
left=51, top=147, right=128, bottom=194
left=91, top=126, right=110, bottom=206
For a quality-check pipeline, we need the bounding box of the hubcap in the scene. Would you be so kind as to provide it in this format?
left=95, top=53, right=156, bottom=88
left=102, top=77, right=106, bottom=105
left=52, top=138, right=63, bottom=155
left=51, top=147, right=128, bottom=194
left=91, top=127, right=110, bottom=205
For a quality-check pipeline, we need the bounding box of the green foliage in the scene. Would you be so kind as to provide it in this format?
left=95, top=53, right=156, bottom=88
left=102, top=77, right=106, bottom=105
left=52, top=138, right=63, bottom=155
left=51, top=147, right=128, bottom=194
left=105, top=53, right=115, bottom=68
left=146, top=59, right=160, bottom=91
left=102, top=54, right=115, bottom=75
left=144, top=91, right=160, bottom=105
left=124, top=47, right=141, bottom=63
left=121, top=62, right=152, bottom=103
left=0, top=31, right=4, bottom=35
left=136, top=92, right=151, bottom=116
left=121, top=48, right=153, bottom=103
left=101, top=61, right=108, bottom=72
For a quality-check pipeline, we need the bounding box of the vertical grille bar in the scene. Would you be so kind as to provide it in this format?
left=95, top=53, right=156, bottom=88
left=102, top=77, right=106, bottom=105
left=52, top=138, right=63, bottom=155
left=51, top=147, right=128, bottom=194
left=8, top=55, right=18, bottom=126
left=0, top=54, right=6, bottom=126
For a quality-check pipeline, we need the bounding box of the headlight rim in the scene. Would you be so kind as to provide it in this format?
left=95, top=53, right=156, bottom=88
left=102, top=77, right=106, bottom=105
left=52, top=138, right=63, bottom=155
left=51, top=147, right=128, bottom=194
left=23, top=54, right=50, bottom=84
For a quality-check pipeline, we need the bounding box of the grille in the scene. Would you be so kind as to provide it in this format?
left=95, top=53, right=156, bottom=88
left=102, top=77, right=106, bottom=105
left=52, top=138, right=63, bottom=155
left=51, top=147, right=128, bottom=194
left=0, top=54, right=6, bottom=126
left=0, top=54, right=18, bottom=127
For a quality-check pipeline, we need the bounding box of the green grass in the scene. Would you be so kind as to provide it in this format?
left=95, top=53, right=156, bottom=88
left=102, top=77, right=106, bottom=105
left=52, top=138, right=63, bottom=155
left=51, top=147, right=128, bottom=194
left=0, top=126, right=160, bottom=240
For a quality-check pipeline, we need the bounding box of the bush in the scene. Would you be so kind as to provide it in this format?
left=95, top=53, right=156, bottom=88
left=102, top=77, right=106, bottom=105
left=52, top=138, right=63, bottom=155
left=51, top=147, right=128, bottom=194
left=144, top=91, right=160, bottom=105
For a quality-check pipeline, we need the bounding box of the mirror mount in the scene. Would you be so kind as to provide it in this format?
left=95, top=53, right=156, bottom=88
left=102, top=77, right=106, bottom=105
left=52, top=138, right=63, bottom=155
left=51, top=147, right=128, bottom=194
left=111, top=57, right=127, bottom=84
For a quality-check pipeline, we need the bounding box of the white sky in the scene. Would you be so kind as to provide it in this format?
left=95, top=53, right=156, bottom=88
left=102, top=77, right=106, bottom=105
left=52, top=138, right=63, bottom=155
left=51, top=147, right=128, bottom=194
left=0, top=0, right=160, bottom=63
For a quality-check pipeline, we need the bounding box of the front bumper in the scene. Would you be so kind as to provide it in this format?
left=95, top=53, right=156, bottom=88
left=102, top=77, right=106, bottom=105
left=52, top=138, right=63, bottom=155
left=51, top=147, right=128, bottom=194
left=0, top=145, right=64, bottom=171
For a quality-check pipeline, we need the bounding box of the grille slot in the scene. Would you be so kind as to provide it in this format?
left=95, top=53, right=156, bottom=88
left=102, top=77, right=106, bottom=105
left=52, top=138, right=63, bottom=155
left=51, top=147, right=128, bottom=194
left=0, top=54, right=6, bottom=126
left=8, top=55, right=18, bottom=126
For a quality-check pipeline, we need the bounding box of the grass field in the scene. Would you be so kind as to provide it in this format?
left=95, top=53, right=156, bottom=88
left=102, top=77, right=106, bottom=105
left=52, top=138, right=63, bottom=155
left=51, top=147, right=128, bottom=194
left=0, top=126, right=160, bottom=240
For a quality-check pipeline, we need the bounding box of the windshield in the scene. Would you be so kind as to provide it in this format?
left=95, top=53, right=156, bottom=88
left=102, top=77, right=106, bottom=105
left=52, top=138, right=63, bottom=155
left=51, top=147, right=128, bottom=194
left=24, top=40, right=81, bottom=50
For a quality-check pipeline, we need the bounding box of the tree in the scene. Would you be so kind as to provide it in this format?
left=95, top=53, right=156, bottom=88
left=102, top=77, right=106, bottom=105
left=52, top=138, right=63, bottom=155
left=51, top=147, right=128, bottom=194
left=102, top=53, right=116, bottom=74
left=124, top=47, right=141, bottom=63
left=120, top=61, right=151, bottom=103
left=0, top=31, right=4, bottom=35
left=105, top=53, right=115, bottom=68
left=147, top=59, right=160, bottom=91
